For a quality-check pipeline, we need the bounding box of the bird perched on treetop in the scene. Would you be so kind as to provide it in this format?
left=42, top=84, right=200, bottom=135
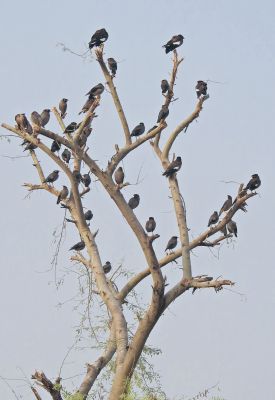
left=227, top=220, right=237, bottom=237
left=161, top=79, right=170, bottom=94
left=43, top=170, right=59, bottom=184
left=114, top=167, right=124, bottom=185
left=81, top=173, right=91, bottom=187
left=15, top=113, right=30, bottom=131
left=195, top=81, right=208, bottom=98
left=245, top=174, right=261, bottom=191
left=69, top=241, right=85, bottom=251
left=145, top=217, right=156, bottom=234
left=31, top=111, right=42, bottom=127
left=130, top=123, right=145, bottom=139
left=107, top=58, right=117, bottom=77
left=208, top=211, right=219, bottom=227
left=59, top=98, right=68, bottom=119
left=219, top=195, right=232, bottom=216
left=66, top=210, right=93, bottom=224
left=61, top=148, right=71, bottom=164
left=165, top=236, right=178, bottom=253
left=86, top=83, right=104, bottom=97
left=89, top=29, right=109, bottom=49
left=128, top=194, right=140, bottom=209
left=103, top=261, right=112, bottom=274
left=64, top=122, right=78, bottom=134
left=40, top=109, right=51, bottom=127
left=163, top=35, right=184, bottom=53
left=57, top=186, right=69, bottom=204
left=162, top=157, right=182, bottom=177
left=157, top=105, right=169, bottom=123
left=79, top=95, right=95, bottom=114
left=51, top=140, right=61, bottom=153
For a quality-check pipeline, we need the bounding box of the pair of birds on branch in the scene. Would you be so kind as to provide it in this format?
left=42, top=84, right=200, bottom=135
left=16, top=110, right=51, bottom=132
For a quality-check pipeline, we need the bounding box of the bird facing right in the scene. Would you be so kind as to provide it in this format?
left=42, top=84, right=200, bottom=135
left=165, top=236, right=178, bottom=253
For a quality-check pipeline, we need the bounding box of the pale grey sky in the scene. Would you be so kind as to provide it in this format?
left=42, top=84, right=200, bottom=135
left=0, top=1, right=274, bottom=399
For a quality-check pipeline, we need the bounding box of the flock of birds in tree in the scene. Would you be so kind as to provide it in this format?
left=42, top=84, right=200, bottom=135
left=13, top=28, right=261, bottom=272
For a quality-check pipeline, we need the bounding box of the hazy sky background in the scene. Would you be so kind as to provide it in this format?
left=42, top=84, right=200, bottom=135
left=0, top=1, right=274, bottom=399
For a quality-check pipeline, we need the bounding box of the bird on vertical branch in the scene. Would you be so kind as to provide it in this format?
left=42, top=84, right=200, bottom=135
left=89, top=29, right=109, bottom=49
left=161, top=79, right=170, bottom=94
left=163, top=34, right=184, bottom=53
left=59, top=98, right=68, bottom=119
left=162, top=157, right=182, bottom=177
left=114, top=167, right=124, bottom=186
left=195, top=81, right=208, bottom=99
left=107, top=58, right=117, bottom=77
left=219, top=195, right=232, bottom=216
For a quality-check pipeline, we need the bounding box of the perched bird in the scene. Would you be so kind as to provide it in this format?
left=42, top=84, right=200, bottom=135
left=69, top=241, right=85, bottom=251
left=81, top=173, right=91, bottom=187
left=79, top=95, right=95, bottom=114
left=227, top=220, right=238, bottom=237
left=15, top=113, right=29, bottom=131
left=61, top=148, right=71, bottom=164
left=84, top=210, right=93, bottom=221
left=73, top=170, right=82, bottom=184
left=161, top=79, right=170, bottom=94
left=40, top=109, right=51, bottom=127
left=59, top=98, right=68, bottom=119
left=195, top=81, right=208, bottom=98
left=51, top=140, right=61, bottom=153
left=43, top=170, right=59, bottom=184
left=103, top=261, right=112, bottom=274
left=64, top=122, right=78, bottom=134
left=89, top=28, right=109, bottom=49
left=86, top=83, right=104, bottom=97
left=128, top=194, right=140, bottom=209
left=245, top=174, right=261, bottom=191
left=114, top=167, right=124, bottom=185
left=145, top=217, right=156, bottom=234
left=57, top=185, right=69, bottom=204
left=219, top=195, right=232, bottom=216
left=220, top=224, right=228, bottom=236
left=163, top=34, right=184, bottom=53
left=77, top=127, right=92, bottom=147
left=23, top=143, right=37, bottom=151
left=107, top=58, right=117, bottom=77
left=157, top=105, right=169, bottom=123
left=208, top=211, right=219, bottom=227
left=147, top=125, right=158, bottom=134
left=165, top=236, right=178, bottom=252
left=162, top=156, right=182, bottom=177
left=130, top=123, right=145, bottom=138
left=30, top=111, right=42, bottom=127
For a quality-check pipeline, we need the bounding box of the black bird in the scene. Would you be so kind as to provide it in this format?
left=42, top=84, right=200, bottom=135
left=161, top=79, right=170, bottom=94
left=51, top=140, right=61, bottom=153
left=40, top=109, right=51, bottom=127
left=219, top=195, right=232, bottom=216
left=165, top=236, right=178, bottom=252
left=79, top=95, right=95, bottom=114
left=59, top=98, right=68, bottom=119
left=89, top=28, right=109, bottom=49
left=43, top=170, right=59, bottom=184
left=73, top=170, right=82, bottom=184
left=103, top=261, right=112, bottom=274
left=245, top=174, right=261, bottom=191
left=227, top=220, right=237, bottom=237
left=64, top=122, right=78, bottom=134
left=195, top=81, right=208, bottom=98
left=81, top=173, right=91, bottom=187
left=128, top=194, right=140, bottom=209
left=114, top=167, right=124, bottom=185
left=163, top=34, right=184, bottom=53
left=84, top=210, right=93, bottom=221
left=157, top=105, right=169, bottom=123
left=130, top=123, right=145, bottom=138
left=107, top=58, right=117, bottom=77
left=69, top=241, right=85, bottom=251
left=86, top=83, right=104, bottom=97
left=23, top=143, right=37, bottom=152
left=145, top=217, right=156, bottom=234
left=208, top=211, right=219, bottom=227
left=31, top=111, right=42, bottom=127
left=162, top=156, right=182, bottom=177
left=147, top=125, right=158, bottom=134
left=57, top=185, right=69, bottom=204
left=61, top=148, right=71, bottom=164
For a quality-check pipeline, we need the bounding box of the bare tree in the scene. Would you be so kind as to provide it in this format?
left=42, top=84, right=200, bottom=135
left=1, top=31, right=259, bottom=400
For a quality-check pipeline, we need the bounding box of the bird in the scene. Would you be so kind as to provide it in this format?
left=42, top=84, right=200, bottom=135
left=57, top=185, right=69, bottom=204
left=220, top=224, right=228, bottom=236
left=69, top=241, right=85, bottom=251
left=23, top=143, right=37, bottom=151
left=61, top=148, right=71, bottom=164
left=84, top=210, right=93, bottom=221
left=245, top=174, right=261, bottom=191
left=227, top=220, right=237, bottom=237
left=40, top=109, right=51, bottom=127
left=79, top=95, right=95, bottom=114
left=128, top=194, right=140, bottom=209
left=130, top=123, right=145, bottom=138
left=145, top=217, right=156, bottom=234
left=195, top=81, right=208, bottom=98
left=86, top=83, right=104, bottom=97
left=89, top=28, right=109, bottom=49
left=147, top=125, right=158, bottom=134
left=43, top=170, right=59, bottom=184
left=165, top=236, right=178, bottom=252
left=208, top=211, right=219, bottom=227
left=73, top=170, right=82, bottom=184
left=81, top=173, right=91, bottom=187
left=51, top=140, right=61, bottom=153
left=219, top=195, right=232, bottom=216
left=161, top=79, right=170, bottom=94
left=114, top=167, right=124, bottom=185
left=77, top=127, right=92, bottom=147
left=59, top=98, right=68, bottom=119
left=15, top=113, right=29, bottom=131
left=30, top=111, right=42, bottom=127
left=163, top=35, right=184, bottom=53
left=103, top=261, right=112, bottom=274
left=107, top=58, right=117, bottom=77
left=157, top=105, right=169, bottom=123
left=162, top=156, right=182, bottom=177
left=64, top=122, right=78, bottom=134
